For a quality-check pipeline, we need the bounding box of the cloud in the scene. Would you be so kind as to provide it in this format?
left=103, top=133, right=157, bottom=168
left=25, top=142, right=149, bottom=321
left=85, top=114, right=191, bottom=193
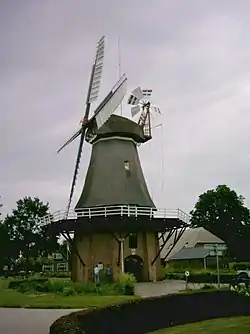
left=1, top=0, right=250, bottom=217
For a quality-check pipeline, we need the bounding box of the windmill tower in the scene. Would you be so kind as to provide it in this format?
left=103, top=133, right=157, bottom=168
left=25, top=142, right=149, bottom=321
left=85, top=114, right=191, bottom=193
left=41, top=36, right=189, bottom=283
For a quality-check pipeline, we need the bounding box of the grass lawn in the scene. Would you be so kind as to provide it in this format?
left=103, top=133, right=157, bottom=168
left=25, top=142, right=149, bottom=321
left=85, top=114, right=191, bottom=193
left=0, top=279, right=138, bottom=309
left=149, top=316, right=250, bottom=333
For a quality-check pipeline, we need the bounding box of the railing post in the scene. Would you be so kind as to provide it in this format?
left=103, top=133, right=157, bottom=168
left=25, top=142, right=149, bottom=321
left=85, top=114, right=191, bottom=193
left=135, top=206, right=137, bottom=217
left=88, top=208, right=91, bottom=218
left=121, top=206, right=123, bottom=216
left=104, top=206, right=107, bottom=217
left=128, top=205, right=130, bottom=217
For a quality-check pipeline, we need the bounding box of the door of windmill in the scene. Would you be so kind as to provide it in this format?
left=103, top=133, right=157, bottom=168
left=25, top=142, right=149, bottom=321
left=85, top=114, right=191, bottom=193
left=124, top=255, right=143, bottom=281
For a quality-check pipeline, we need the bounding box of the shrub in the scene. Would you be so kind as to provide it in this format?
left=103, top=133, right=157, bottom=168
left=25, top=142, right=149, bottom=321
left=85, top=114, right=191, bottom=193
left=63, top=287, right=76, bottom=296
left=116, top=272, right=136, bottom=284
left=201, top=284, right=214, bottom=290
left=40, top=271, right=71, bottom=278
left=8, top=277, right=132, bottom=296
left=8, top=277, right=48, bottom=290
left=231, top=284, right=250, bottom=297
left=115, top=273, right=136, bottom=295
left=230, top=262, right=250, bottom=271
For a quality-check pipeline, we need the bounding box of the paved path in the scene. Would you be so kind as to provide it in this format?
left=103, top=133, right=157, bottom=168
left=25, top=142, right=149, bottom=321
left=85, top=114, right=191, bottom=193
left=135, top=279, right=187, bottom=297
left=0, top=280, right=227, bottom=333
left=135, top=280, right=227, bottom=298
left=0, top=308, right=79, bottom=334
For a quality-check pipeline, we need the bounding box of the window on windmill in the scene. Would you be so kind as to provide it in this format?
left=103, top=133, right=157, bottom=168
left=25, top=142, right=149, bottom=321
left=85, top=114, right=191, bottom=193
left=124, top=160, right=130, bottom=171
left=129, top=232, right=138, bottom=249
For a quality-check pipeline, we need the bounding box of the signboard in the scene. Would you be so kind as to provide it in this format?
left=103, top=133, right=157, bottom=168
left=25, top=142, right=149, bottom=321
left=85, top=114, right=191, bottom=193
left=209, top=250, right=223, bottom=256
left=185, top=271, right=190, bottom=277
left=215, top=244, right=227, bottom=251
left=204, top=244, right=227, bottom=251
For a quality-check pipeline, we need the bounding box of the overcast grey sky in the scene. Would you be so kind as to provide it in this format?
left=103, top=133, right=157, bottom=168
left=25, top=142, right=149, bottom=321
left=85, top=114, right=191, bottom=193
left=1, top=0, right=250, bottom=216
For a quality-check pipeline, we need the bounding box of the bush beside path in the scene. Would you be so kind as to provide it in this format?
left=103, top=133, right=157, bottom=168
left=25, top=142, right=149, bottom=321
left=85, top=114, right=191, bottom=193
left=0, top=277, right=138, bottom=309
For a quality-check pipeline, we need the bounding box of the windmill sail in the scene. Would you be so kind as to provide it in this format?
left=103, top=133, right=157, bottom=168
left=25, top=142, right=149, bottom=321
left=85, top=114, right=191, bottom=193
left=58, top=75, right=127, bottom=154
left=131, top=105, right=141, bottom=117
left=151, top=106, right=161, bottom=114
left=87, top=36, right=105, bottom=104
left=64, top=36, right=105, bottom=216
left=95, top=74, right=127, bottom=129
left=132, top=87, right=144, bottom=100
left=127, top=87, right=144, bottom=105
left=57, top=36, right=105, bottom=155
left=127, top=94, right=140, bottom=105
left=57, top=128, right=82, bottom=154
left=65, top=128, right=86, bottom=216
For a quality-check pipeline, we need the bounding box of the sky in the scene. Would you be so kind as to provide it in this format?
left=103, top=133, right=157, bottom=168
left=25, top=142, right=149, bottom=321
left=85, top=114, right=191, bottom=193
left=1, top=0, right=250, bottom=217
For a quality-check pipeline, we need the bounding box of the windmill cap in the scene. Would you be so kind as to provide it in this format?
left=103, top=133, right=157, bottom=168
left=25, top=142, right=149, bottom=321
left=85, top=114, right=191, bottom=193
left=91, top=114, right=149, bottom=143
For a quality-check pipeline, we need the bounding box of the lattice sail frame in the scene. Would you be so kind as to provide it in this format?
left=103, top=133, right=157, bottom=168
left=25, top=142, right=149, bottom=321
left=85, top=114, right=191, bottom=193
left=88, top=36, right=105, bottom=104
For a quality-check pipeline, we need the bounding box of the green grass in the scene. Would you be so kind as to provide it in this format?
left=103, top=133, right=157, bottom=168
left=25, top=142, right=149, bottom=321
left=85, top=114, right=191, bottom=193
left=149, top=316, right=250, bottom=333
left=0, top=278, right=138, bottom=309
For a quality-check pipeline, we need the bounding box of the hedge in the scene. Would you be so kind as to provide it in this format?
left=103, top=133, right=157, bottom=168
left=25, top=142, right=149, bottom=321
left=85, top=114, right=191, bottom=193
left=165, top=272, right=235, bottom=283
left=50, top=290, right=250, bottom=334
left=230, top=262, right=250, bottom=270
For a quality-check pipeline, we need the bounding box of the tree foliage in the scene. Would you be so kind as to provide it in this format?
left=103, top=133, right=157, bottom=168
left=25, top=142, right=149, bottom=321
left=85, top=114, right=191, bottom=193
left=4, top=197, right=58, bottom=259
left=0, top=198, right=17, bottom=268
left=0, top=196, right=3, bottom=220
left=190, top=185, right=250, bottom=261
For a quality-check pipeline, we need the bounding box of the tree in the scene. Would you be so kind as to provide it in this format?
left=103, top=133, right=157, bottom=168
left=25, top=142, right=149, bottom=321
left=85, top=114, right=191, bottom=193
left=0, top=198, right=17, bottom=270
left=0, top=196, right=3, bottom=220
left=0, top=222, right=14, bottom=270
left=190, top=185, right=250, bottom=261
left=4, top=197, right=58, bottom=260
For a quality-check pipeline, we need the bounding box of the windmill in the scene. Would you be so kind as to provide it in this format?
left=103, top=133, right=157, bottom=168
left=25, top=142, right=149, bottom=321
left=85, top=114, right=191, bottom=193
left=38, top=36, right=190, bottom=283
left=127, top=87, right=161, bottom=138
left=57, top=36, right=128, bottom=217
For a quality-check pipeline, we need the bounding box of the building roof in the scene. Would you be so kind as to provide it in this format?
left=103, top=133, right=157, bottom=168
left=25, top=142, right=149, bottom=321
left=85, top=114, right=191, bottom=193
left=161, top=227, right=225, bottom=260
left=169, top=247, right=210, bottom=260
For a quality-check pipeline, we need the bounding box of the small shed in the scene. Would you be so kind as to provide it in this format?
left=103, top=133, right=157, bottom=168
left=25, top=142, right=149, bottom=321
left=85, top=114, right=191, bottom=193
left=168, top=247, right=210, bottom=269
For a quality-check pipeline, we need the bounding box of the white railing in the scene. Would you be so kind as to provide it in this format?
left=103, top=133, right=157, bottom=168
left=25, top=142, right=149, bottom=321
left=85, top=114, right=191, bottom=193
left=39, top=205, right=190, bottom=227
